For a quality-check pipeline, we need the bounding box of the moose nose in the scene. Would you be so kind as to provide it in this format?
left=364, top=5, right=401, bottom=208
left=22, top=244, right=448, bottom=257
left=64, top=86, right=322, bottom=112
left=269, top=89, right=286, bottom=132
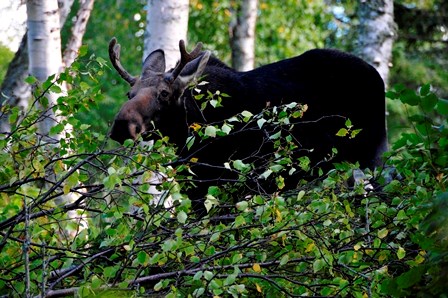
left=110, top=120, right=132, bottom=144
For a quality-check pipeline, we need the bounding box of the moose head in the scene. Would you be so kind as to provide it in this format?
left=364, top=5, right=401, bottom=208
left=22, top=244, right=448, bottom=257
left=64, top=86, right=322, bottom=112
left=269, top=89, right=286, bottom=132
left=109, top=38, right=211, bottom=144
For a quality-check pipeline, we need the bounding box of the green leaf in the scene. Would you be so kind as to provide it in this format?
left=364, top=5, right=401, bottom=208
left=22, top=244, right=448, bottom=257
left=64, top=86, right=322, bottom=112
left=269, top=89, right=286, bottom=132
left=377, top=228, right=388, bottom=239
left=401, top=89, right=420, bottom=106
left=104, top=266, right=118, bottom=278
left=49, top=84, right=62, bottom=93
left=259, top=169, right=272, bottom=179
left=137, top=251, right=148, bottom=264
left=49, top=123, right=65, bottom=135
left=270, top=164, right=283, bottom=172
left=193, top=288, right=205, bottom=297
left=280, top=254, right=289, bottom=266
left=154, top=280, right=163, bottom=291
left=78, top=44, right=89, bottom=57
left=177, top=210, right=187, bottom=224
left=336, top=128, right=348, bottom=137
left=25, top=75, right=38, bottom=84
left=297, top=190, right=305, bottom=201
left=396, top=209, right=408, bottom=220
left=313, top=259, right=326, bottom=273
left=91, top=276, right=102, bottom=289
left=436, top=98, right=448, bottom=115
left=80, top=81, right=90, bottom=91
left=386, top=90, right=399, bottom=99
left=205, top=125, right=216, bottom=137
left=190, top=256, right=200, bottom=263
left=269, top=131, right=281, bottom=140
left=193, top=271, right=203, bottom=281
left=186, top=135, right=195, bottom=150
left=236, top=201, right=248, bottom=211
left=233, top=159, right=249, bottom=171
left=209, top=232, right=220, bottom=242
left=345, top=118, right=352, bottom=128
left=224, top=274, right=236, bottom=286
left=210, top=99, right=218, bottom=107
left=221, top=123, right=232, bottom=135
left=421, top=93, right=438, bottom=112
left=80, top=124, right=91, bottom=130
left=419, top=84, right=430, bottom=96
left=123, top=139, right=134, bottom=147
left=204, top=270, right=213, bottom=281
left=234, top=215, right=246, bottom=227
left=204, top=194, right=219, bottom=213
left=241, top=110, right=253, bottom=118
left=257, top=118, right=267, bottom=128
left=351, top=129, right=362, bottom=138
left=397, top=247, right=406, bottom=260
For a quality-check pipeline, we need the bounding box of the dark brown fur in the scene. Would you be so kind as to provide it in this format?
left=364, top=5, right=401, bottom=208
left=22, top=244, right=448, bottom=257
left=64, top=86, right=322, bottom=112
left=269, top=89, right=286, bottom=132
left=109, top=38, right=387, bottom=203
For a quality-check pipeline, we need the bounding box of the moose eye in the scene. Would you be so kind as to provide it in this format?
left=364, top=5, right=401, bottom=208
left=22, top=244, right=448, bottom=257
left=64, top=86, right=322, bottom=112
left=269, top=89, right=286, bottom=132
left=160, top=90, right=169, bottom=99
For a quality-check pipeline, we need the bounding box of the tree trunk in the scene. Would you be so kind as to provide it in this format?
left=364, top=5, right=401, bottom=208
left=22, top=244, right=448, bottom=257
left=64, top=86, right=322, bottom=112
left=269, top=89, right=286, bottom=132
left=27, top=0, right=64, bottom=136
left=230, top=0, right=258, bottom=71
left=63, top=0, right=95, bottom=68
left=144, top=0, right=189, bottom=69
left=356, top=0, right=396, bottom=87
left=0, top=0, right=74, bottom=134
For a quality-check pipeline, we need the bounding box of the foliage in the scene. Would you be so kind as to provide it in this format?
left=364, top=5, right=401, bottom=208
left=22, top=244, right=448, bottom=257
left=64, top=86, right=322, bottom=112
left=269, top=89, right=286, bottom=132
left=1, top=49, right=447, bottom=297
left=0, top=43, right=14, bottom=85
left=189, top=0, right=332, bottom=65
left=382, top=83, right=448, bottom=296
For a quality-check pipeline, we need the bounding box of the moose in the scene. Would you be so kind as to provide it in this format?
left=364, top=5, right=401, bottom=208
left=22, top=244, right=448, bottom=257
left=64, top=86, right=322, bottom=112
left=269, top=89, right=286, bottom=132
left=108, top=37, right=387, bottom=205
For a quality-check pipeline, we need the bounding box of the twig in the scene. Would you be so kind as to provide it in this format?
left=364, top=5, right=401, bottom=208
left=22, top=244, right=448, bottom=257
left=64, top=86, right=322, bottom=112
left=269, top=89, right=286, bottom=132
left=24, top=196, right=31, bottom=297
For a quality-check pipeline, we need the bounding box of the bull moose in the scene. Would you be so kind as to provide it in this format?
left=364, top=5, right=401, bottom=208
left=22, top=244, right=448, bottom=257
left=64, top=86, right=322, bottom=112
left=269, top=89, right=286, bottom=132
left=109, top=37, right=387, bottom=203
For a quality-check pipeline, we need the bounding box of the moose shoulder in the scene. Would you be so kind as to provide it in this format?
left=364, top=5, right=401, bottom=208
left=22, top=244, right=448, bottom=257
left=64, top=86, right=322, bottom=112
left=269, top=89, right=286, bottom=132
left=109, top=38, right=387, bottom=196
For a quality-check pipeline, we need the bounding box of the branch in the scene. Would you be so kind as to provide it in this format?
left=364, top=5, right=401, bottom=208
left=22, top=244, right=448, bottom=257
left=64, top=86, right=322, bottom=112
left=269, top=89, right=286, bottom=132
left=132, top=257, right=313, bottom=285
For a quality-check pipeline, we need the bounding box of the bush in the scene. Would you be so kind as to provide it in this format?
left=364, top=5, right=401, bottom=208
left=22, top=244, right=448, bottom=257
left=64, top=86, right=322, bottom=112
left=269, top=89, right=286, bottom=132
left=0, top=51, right=446, bottom=297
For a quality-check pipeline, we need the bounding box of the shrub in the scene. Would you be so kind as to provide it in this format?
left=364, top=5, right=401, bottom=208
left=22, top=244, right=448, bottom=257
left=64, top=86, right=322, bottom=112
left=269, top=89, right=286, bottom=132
left=0, top=51, right=446, bottom=297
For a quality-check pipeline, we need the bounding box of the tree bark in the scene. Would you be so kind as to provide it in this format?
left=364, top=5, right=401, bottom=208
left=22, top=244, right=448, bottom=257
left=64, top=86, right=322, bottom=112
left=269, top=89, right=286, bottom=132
left=0, top=0, right=74, bottom=133
left=230, top=0, right=258, bottom=71
left=144, top=0, right=189, bottom=69
left=63, top=0, right=95, bottom=68
left=356, top=0, right=396, bottom=87
left=27, top=0, right=64, bottom=136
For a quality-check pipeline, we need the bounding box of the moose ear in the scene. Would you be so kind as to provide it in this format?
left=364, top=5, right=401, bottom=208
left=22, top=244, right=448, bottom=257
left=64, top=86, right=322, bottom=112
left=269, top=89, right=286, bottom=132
left=141, top=49, right=166, bottom=78
left=177, top=51, right=211, bottom=87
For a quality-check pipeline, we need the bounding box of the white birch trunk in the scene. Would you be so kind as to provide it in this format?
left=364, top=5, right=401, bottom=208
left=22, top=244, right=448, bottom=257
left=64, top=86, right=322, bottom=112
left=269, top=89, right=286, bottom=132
left=356, top=0, right=396, bottom=87
left=0, top=0, right=74, bottom=134
left=142, top=0, right=188, bottom=208
left=144, top=0, right=189, bottom=69
left=63, top=0, right=94, bottom=68
left=230, top=0, right=258, bottom=71
left=27, top=0, right=64, bottom=137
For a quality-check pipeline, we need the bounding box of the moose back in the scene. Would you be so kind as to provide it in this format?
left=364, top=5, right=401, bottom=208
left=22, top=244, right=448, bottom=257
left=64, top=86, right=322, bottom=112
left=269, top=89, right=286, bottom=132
left=109, top=38, right=387, bottom=199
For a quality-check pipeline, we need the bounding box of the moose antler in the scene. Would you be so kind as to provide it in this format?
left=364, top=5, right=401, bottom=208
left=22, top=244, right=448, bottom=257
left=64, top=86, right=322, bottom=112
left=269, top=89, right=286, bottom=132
left=165, top=40, right=203, bottom=83
left=109, top=37, right=137, bottom=86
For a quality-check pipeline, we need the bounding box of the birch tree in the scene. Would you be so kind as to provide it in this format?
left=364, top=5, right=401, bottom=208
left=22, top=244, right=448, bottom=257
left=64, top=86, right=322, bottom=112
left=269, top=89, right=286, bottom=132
left=144, top=0, right=189, bottom=69
left=356, top=0, right=396, bottom=87
left=0, top=0, right=74, bottom=133
left=230, top=0, right=258, bottom=71
left=27, top=0, right=64, bottom=136
left=63, top=0, right=95, bottom=67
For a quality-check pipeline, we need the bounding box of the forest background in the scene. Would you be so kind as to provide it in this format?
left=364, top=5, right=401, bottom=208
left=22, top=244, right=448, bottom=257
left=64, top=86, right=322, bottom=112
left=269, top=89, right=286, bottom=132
left=0, top=0, right=447, bottom=297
